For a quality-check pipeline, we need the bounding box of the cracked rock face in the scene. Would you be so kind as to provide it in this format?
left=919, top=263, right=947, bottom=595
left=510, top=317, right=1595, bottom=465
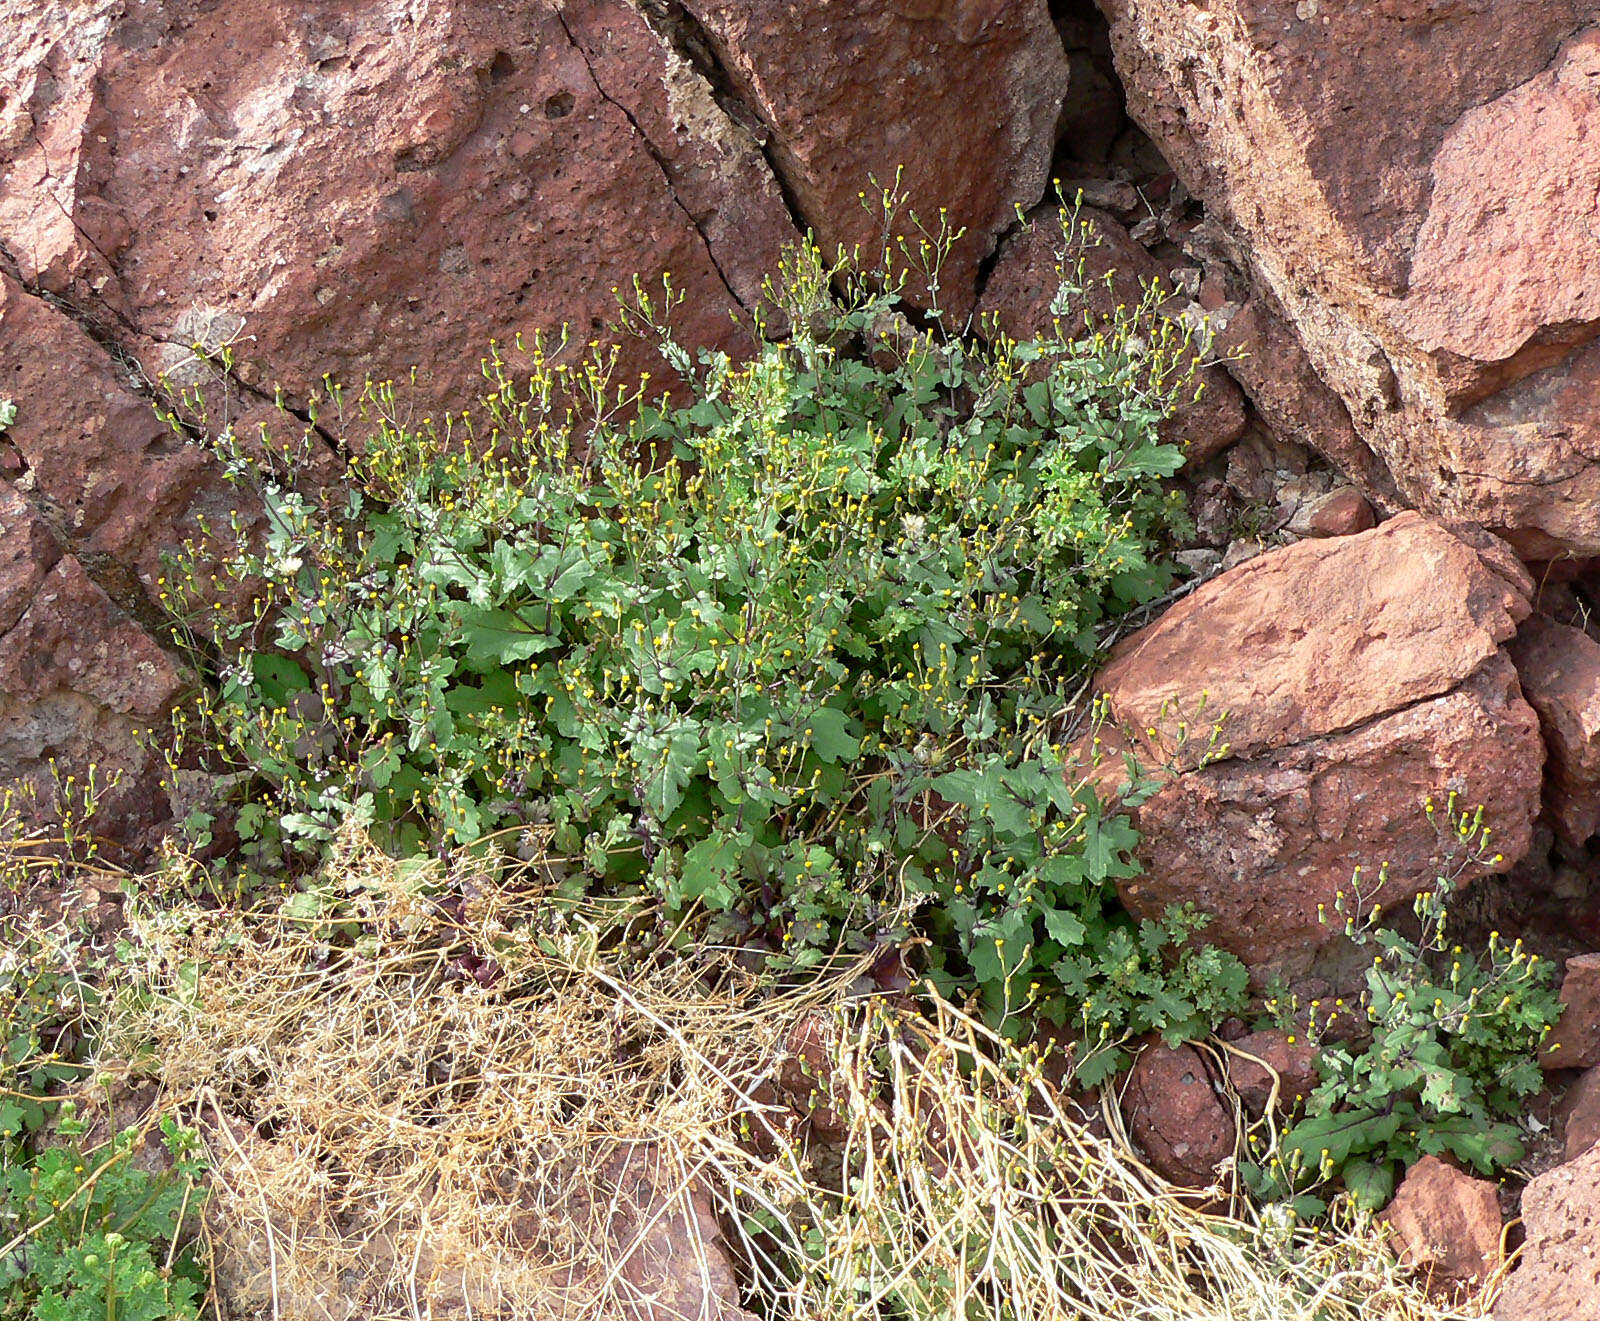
left=0, top=0, right=797, bottom=407
left=1096, top=0, right=1600, bottom=555
left=1096, top=513, right=1544, bottom=979
left=680, top=0, right=1069, bottom=314
left=0, top=492, right=187, bottom=852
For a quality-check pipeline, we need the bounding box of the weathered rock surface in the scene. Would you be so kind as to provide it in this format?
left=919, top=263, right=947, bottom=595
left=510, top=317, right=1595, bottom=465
left=1382, top=1156, right=1503, bottom=1294
left=1213, top=292, right=1399, bottom=508
left=1101, top=513, right=1533, bottom=770
left=0, top=275, right=243, bottom=604
left=0, top=0, right=798, bottom=408
left=979, top=205, right=1247, bottom=463
left=0, top=539, right=187, bottom=850
left=1122, top=1039, right=1232, bottom=1188
left=1098, top=513, right=1544, bottom=975
left=0, top=272, right=249, bottom=846
left=1224, top=1029, right=1319, bottom=1115
left=1559, top=1065, right=1600, bottom=1163
left=1495, top=1141, right=1600, bottom=1321
left=1545, top=955, right=1600, bottom=1072
left=1097, top=1, right=1600, bottom=555
left=681, top=0, right=1069, bottom=314
left=1510, top=617, right=1600, bottom=847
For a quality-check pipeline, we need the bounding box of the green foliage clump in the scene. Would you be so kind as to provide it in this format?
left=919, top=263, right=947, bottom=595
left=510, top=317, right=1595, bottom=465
left=1, top=1106, right=208, bottom=1321
left=1247, top=798, right=1561, bottom=1213
left=0, top=922, right=96, bottom=1155
left=167, top=206, right=1243, bottom=1060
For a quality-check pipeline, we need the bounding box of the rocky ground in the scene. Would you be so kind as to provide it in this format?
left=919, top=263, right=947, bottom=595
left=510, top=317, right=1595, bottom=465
left=4, top=1, right=1600, bottom=1315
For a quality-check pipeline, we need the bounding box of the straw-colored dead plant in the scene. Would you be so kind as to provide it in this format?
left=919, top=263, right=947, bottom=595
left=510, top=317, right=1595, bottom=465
left=90, top=832, right=1500, bottom=1321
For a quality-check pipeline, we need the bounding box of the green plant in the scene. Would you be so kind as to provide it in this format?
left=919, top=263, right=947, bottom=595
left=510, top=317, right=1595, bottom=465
left=0, top=1105, right=208, bottom=1321
left=0, top=922, right=97, bottom=1156
left=0, top=761, right=129, bottom=1159
left=1246, top=797, right=1560, bottom=1213
left=166, top=200, right=1240, bottom=1055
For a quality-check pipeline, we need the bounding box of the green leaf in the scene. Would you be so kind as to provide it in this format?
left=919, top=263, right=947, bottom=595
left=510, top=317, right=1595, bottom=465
left=1343, top=1159, right=1396, bottom=1211
left=457, top=607, right=560, bottom=667
left=1042, top=907, right=1087, bottom=947
left=805, top=706, right=861, bottom=764
left=247, top=653, right=311, bottom=704
left=641, top=724, right=701, bottom=821
left=1281, top=1107, right=1402, bottom=1171
left=530, top=543, right=597, bottom=601
left=678, top=827, right=750, bottom=911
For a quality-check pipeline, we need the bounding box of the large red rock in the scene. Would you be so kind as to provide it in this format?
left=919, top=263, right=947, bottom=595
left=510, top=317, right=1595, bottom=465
left=1510, top=617, right=1600, bottom=847
left=1559, top=1065, right=1600, bottom=1163
left=1098, top=514, right=1544, bottom=977
left=1097, top=2, right=1600, bottom=555
left=1545, top=955, right=1600, bottom=1072
left=0, top=549, right=187, bottom=850
left=1382, top=1156, right=1503, bottom=1295
left=679, top=0, right=1068, bottom=314
left=1121, top=1039, right=1233, bottom=1189
left=0, top=0, right=799, bottom=410
left=1100, top=513, right=1533, bottom=770
left=0, top=485, right=62, bottom=637
left=1495, top=1141, right=1600, bottom=1321
left=979, top=206, right=1247, bottom=463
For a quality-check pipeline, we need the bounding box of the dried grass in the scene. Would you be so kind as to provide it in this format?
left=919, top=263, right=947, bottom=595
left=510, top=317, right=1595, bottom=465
left=89, top=833, right=1500, bottom=1321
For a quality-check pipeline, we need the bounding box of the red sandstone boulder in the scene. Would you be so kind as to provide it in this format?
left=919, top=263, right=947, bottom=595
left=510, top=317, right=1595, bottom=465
left=1382, top=1156, right=1503, bottom=1295
left=1097, top=1, right=1600, bottom=556
left=1545, top=955, right=1600, bottom=1072
left=1224, top=1030, right=1319, bottom=1115
left=1101, top=513, right=1532, bottom=770
left=1122, top=1040, right=1232, bottom=1188
left=0, top=0, right=798, bottom=410
left=1495, top=1141, right=1600, bottom=1320
left=1097, top=513, right=1544, bottom=977
left=979, top=206, right=1246, bottom=463
left=1558, top=1065, right=1600, bottom=1163
left=680, top=0, right=1068, bottom=314
left=0, top=273, right=254, bottom=843
left=1509, top=617, right=1600, bottom=847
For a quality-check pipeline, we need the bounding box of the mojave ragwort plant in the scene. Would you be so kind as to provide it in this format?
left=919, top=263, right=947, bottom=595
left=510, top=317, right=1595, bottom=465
left=163, top=200, right=1244, bottom=1057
